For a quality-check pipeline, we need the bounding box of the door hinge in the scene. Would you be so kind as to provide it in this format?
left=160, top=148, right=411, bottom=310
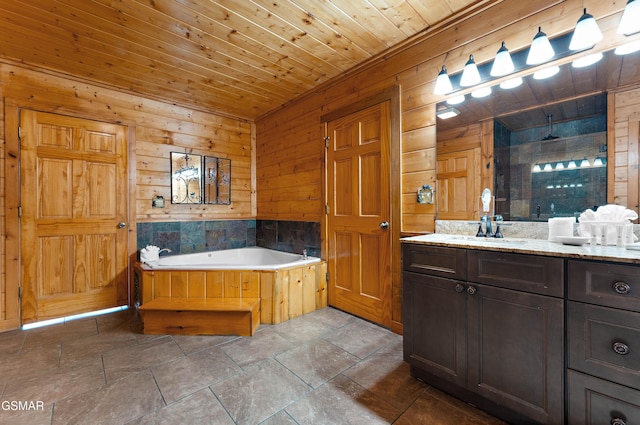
left=18, top=286, right=22, bottom=300
left=324, top=136, right=330, bottom=148
left=325, top=204, right=329, bottom=214
left=18, top=206, right=22, bottom=218
left=326, top=271, right=330, bottom=283
left=18, top=126, right=22, bottom=141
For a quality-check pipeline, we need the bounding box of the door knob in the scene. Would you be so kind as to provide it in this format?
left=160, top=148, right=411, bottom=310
left=118, top=222, right=127, bottom=229
left=379, top=221, right=389, bottom=229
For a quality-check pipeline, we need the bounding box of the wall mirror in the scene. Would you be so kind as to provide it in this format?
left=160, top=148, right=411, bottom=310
left=171, top=152, right=202, bottom=204
left=436, top=46, right=640, bottom=221
left=204, top=156, right=231, bottom=205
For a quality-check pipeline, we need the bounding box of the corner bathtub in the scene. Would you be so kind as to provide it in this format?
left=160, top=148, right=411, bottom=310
left=143, top=247, right=321, bottom=270
left=134, top=247, right=327, bottom=325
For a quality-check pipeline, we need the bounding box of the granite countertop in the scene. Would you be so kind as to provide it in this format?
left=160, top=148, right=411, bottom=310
left=401, top=233, right=640, bottom=265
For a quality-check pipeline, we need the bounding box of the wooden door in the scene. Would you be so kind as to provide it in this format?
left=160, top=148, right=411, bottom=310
left=436, top=149, right=478, bottom=220
left=20, top=110, right=129, bottom=324
left=327, top=102, right=391, bottom=326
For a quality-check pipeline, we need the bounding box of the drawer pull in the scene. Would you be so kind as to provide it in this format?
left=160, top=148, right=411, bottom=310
left=467, top=286, right=477, bottom=295
left=455, top=284, right=465, bottom=293
left=612, top=341, right=630, bottom=356
left=611, top=419, right=626, bottom=425
left=613, top=281, right=631, bottom=295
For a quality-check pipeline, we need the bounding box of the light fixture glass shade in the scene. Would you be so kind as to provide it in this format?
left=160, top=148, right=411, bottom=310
left=580, top=158, right=590, bottom=167
left=567, top=160, right=577, bottom=169
left=471, top=86, right=492, bottom=98
left=569, top=9, right=603, bottom=50
left=593, top=157, right=604, bottom=166
left=446, top=95, right=465, bottom=105
left=615, top=40, right=640, bottom=55
left=500, top=77, right=523, bottom=90
left=533, top=164, right=542, bottom=172
left=533, top=66, right=560, bottom=80
left=618, top=0, right=640, bottom=35
left=572, top=52, right=603, bottom=68
left=436, top=107, right=460, bottom=119
left=526, top=27, right=555, bottom=65
left=433, top=65, right=453, bottom=95
left=543, top=163, right=553, bottom=171
left=555, top=162, right=565, bottom=170
left=490, top=42, right=515, bottom=77
left=460, top=55, right=481, bottom=87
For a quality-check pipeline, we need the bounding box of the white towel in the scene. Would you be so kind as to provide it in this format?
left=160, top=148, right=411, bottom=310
left=140, top=245, right=160, bottom=263
left=578, top=205, right=638, bottom=245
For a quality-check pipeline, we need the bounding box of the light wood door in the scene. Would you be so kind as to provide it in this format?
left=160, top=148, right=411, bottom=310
left=437, top=149, right=478, bottom=220
left=20, top=110, right=129, bottom=324
left=327, top=102, right=391, bottom=326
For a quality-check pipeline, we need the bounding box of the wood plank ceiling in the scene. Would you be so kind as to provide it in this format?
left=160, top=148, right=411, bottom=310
left=0, top=0, right=484, bottom=120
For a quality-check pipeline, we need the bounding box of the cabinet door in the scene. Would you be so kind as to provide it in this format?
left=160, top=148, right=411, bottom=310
left=568, top=301, right=640, bottom=390
left=569, top=370, right=640, bottom=425
left=467, top=284, right=564, bottom=424
left=403, top=271, right=467, bottom=387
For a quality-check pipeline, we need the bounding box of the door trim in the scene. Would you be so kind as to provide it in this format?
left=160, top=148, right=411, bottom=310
left=321, top=85, right=402, bottom=332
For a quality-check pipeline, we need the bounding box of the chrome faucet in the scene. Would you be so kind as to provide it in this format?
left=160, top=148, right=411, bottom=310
left=302, top=249, right=308, bottom=260
left=158, top=248, right=173, bottom=256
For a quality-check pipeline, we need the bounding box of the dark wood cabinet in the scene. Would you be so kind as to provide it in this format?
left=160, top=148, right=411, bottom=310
left=467, top=284, right=564, bottom=424
left=567, top=259, right=640, bottom=424
left=568, top=370, right=640, bottom=424
left=403, top=271, right=467, bottom=387
left=403, top=244, right=564, bottom=424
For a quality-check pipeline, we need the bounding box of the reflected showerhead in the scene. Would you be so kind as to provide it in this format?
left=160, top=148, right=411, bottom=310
left=542, top=114, right=559, bottom=140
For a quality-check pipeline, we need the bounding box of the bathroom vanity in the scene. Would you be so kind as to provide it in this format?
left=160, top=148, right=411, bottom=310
left=402, top=235, right=640, bottom=425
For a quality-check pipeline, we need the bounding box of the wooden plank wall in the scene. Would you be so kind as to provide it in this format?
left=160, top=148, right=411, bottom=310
left=0, top=62, right=255, bottom=330
left=255, top=0, right=634, bottom=329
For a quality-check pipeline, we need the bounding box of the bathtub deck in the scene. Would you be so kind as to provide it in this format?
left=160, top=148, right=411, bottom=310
left=139, top=297, right=260, bottom=336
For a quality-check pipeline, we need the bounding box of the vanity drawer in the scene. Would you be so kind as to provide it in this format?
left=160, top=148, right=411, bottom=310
left=568, top=301, right=640, bottom=390
left=402, top=244, right=467, bottom=280
left=568, top=370, right=640, bottom=425
left=467, top=250, right=563, bottom=296
left=568, top=260, right=640, bottom=312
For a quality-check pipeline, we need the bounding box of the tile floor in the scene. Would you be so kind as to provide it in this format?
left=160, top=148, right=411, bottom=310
left=0, top=307, right=506, bottom=425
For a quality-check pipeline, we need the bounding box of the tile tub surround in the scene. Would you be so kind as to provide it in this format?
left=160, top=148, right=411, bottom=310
left=436, top=219, right=640, bottom=241
left=137, top=220, right=257, bottom=255
left=0, top=308, right=506, bottom=425
left=137, top=220, right=321, bottom=258
left=256, top=220, right=321, bottom=258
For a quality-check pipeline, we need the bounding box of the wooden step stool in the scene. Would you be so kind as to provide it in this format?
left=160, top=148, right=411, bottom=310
left=139, top=297, right=260, bottom=336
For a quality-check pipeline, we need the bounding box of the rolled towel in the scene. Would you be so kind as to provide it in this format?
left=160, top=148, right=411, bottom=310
left=140, top=245, right=160, bottom=263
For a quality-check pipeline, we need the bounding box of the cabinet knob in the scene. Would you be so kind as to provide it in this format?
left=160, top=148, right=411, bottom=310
left=612, top=341, right=630, bottom=356
left=455, top=283, right=465, bottom=293
left=613, top=281, right=631, bottom=295
left=611, top=419, right=626, bottom=425
left=467, top=286, right=477, bottom=295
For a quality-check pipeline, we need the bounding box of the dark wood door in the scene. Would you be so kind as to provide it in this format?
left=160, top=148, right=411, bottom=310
left=467, top=283, right=564, bottom=424
left=403, top=271, right=467, bottom=388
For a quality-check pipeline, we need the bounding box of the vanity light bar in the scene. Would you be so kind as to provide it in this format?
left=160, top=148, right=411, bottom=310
left=533, top=157, right=605, bottom=173
left=434, top=3, right=636, bottom=96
